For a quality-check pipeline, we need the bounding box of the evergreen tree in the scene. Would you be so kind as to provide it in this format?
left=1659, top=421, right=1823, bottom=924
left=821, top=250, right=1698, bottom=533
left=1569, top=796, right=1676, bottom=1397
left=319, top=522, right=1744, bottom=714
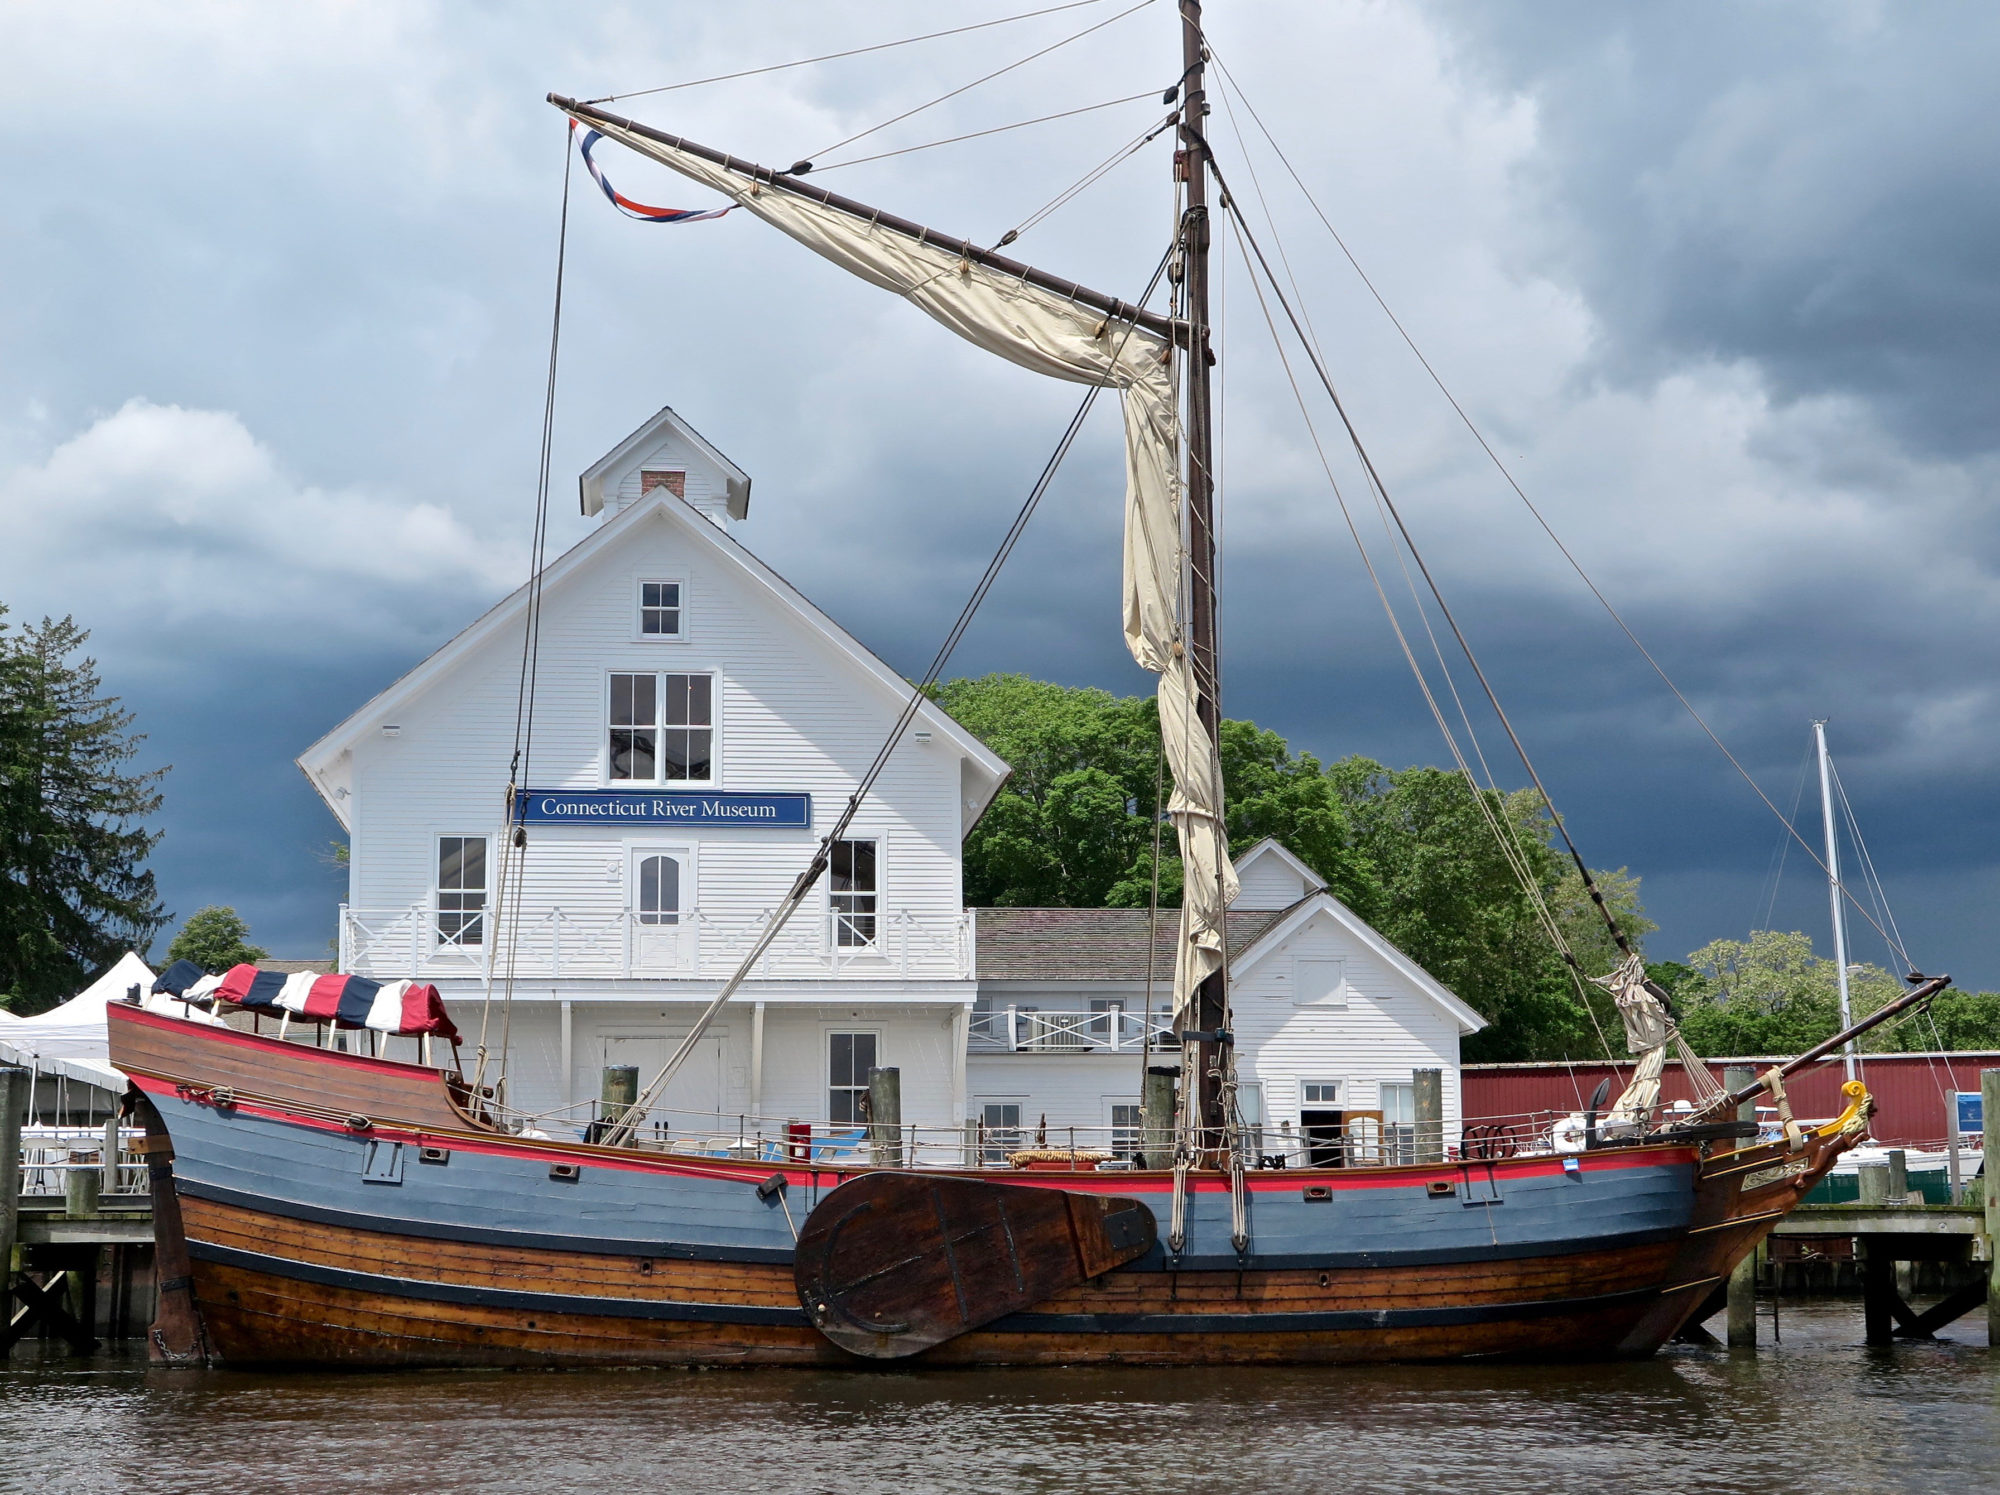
left=166, top=905, right=267, bottom=973
left=0, top=610, right=168, bottom=1014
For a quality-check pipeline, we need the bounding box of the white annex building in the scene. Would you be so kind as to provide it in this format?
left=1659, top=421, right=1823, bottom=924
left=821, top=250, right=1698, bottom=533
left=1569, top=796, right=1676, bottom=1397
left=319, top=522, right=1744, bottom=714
left=300, top=409, right=1482, bottom=1162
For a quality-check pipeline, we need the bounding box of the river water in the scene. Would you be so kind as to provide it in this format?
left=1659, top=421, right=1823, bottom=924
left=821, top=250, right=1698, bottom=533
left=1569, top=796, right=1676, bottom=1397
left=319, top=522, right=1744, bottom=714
left=2, top=1304, right=1994, bottom=1494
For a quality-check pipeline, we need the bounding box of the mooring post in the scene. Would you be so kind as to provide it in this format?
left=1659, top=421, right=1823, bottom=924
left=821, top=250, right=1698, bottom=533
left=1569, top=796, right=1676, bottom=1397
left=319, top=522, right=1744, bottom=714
left=867, top=1067, right=902, bottom=1168
left=65, top=1149, right=101, bottom=1220
left=1858, top=1161, right=1890, bottom=1206
left=1413, top=1068, right=1444, bottom=1165
left=1142, top=1065, right=1178, bottom=1170
left=102, top=1115, right=122, bottom=1196
left=1886, top=1148, right=1915, bottom=1300
left=1724, top=1065, right=1757, bottom=1348
left=0, top=1067, right=25, bottom=1325
left=1982, top=1069, right=2000, bottom=1347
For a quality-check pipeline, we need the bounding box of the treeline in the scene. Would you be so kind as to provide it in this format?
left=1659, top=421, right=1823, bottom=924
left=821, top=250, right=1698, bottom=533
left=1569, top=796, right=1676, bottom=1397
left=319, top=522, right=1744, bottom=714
left=0, top=609, right=167, bottom=1016
left=936, top=674, right=2000, bottom=1062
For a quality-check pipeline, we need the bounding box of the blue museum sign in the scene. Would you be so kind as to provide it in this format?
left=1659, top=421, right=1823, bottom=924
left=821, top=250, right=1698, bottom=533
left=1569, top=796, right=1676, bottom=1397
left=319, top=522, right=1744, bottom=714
left=516, top=789, right=811, bottom=828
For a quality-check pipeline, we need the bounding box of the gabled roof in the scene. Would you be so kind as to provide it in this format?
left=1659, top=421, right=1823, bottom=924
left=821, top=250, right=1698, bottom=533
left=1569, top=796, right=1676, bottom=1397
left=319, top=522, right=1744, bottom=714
left=578, top=405, right=752, bottom=520
left=296, top=488, right=1010, bottom=831
left=1230, top=836, right=1325, bottom=909
left=975, top=907, right=1295, bottom=982
left=1229, top=890, right=1488, bottom=1035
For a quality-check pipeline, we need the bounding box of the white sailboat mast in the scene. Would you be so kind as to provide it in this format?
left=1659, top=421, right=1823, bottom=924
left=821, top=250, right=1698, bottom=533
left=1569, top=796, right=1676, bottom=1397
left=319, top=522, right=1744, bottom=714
left=1813, top=719, right=1857, bottom=1081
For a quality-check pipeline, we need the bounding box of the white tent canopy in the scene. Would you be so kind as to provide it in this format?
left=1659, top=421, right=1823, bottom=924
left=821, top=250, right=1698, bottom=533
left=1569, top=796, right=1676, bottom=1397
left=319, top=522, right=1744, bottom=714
left=0, top=951, right=167, bottom=1091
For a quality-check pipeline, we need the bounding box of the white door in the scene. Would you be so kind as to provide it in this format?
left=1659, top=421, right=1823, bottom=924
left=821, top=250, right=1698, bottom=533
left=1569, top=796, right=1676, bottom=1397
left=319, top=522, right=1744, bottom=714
left=628, top=848, right=693, bottom=973
left=593, top=1032, right=725, bottom=1141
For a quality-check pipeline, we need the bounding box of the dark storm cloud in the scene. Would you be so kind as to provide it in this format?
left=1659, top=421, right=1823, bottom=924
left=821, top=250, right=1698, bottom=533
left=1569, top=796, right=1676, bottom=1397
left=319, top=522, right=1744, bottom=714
left=1435, top=2, right=2000, bottom=459
left=5, top=2, right=1998, bottom=992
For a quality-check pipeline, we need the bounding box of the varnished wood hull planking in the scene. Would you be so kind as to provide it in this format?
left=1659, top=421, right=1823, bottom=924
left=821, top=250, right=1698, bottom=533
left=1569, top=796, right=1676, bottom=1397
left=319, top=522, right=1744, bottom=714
left=108, top=1003, right=1855, bottom=1368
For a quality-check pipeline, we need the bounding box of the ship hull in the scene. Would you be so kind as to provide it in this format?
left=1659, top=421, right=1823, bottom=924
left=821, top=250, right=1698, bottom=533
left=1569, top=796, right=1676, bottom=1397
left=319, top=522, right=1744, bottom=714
left=110, top=1004, right=1850, bottom=1368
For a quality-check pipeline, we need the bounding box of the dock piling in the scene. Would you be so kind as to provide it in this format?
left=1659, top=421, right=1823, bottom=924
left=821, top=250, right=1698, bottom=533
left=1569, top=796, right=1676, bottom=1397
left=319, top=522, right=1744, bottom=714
left=867, top=1067, right=902, bottom=1168
left=0, top=1067, right=24, bottom=1324
left=1413, top=1069, right=1444, bottom=1165
left=1982, top=1069, right=2000, bottom=1346
left=1724, top=1066, right=1757, bottom=1348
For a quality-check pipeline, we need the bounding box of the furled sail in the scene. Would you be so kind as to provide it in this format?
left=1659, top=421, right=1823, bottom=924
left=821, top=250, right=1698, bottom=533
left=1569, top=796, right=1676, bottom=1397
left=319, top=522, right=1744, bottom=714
left=557, top=104, right=1237, bottom=1018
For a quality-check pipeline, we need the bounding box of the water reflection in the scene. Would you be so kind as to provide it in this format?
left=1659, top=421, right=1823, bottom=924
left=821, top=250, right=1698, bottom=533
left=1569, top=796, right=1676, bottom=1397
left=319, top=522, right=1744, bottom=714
left=2, top=1305, right=1993, bottom=1495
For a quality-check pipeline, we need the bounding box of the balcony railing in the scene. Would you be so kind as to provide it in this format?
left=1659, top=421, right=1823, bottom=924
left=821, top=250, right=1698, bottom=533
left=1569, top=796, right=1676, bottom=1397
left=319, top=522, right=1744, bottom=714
left=338, top=903, right=972, bottom=982
left=967, top=1006, right=1178, bottom=1054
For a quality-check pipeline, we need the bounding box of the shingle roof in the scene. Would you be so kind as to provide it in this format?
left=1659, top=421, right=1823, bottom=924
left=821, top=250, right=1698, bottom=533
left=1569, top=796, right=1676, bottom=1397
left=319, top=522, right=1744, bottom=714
left=974, top=906, right=1294, bottom=981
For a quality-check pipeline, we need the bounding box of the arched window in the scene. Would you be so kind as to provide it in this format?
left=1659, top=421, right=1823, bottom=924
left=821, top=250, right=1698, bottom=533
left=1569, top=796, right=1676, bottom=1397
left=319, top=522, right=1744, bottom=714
left=637, top=854, right=681, bottom=925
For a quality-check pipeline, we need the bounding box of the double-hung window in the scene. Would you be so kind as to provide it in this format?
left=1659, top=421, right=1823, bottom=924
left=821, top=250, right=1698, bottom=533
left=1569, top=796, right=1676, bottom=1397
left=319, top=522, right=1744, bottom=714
left=830, top=838, right=877, bottom=948
left=828, top=1031, right=877, bottom=1125
left=609, top=672, right=712, bottom=783
left=1109, top=1102, right=1143, bottom=1162
left=436, top=836, right=487, bottom=947
left=639, top=581, right=682, bottom=639
left=1381, top=1082, right=1417, bottom=1166
left=980, top=1101, right=1024, bottom=1164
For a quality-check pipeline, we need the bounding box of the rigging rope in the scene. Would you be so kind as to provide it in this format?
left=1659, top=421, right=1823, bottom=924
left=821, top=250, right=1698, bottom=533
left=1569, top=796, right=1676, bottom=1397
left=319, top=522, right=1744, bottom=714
left=586, top=0, right=1114, bottom=104
left=1205, top=46, right=1913, bottom=960
left=1224, top=208, right=1618, bottom=1067
left=805, top=0, right=1157, bottom=163
left=811, top=91, right=1162, bottom=174
left=472, top=131, right=573, bottom=1101
left=1000, top=107, right=1179, bottom=247
left=603, top=244, right=1179, bottom=1147
left=1212, top=81, right=1586, bottom=985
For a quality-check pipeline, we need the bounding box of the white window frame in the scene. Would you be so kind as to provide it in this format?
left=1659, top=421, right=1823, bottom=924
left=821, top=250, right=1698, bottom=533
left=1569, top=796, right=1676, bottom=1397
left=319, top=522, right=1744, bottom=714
left=634, top=576, right=689, bottom=643
left=627, top=844, right=695, bottom=926
left=1380, top=1080, right=1418, bottom=1166
left=605, top=670, right=717, bottom=787
left=977, top=1098, right=1028, bottom=1164
left=1292, top=956, right=1347, bottom=1007
left=434, top=834, right=489, bottom=950
left=1106, top=1098, right=1144, bottom=1161
left=826, top=1028, right=882, bottom=1128
left=829, top=835, right=881, bottom=951
left=1300, top=1079, right=1345, bottom=1109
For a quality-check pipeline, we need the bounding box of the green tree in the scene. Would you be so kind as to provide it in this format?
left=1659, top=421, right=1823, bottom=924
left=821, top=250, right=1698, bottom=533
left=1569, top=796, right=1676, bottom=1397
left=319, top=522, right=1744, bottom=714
left=1328, top=761, right=1647, bottom=1062
left=166, top=905, right=268, bottom=973
left=0, top=610, right=168, bottom=1015
left=935, top=674, right=1378, bottom=913
left=937, top=674, right=1653, bottom=1060
left=1673, top=929, right=2000, bottom=1055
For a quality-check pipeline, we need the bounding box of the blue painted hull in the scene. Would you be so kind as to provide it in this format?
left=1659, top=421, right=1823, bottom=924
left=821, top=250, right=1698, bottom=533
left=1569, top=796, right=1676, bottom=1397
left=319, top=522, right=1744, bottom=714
left=109, top=1005, right=1850, bottom=1366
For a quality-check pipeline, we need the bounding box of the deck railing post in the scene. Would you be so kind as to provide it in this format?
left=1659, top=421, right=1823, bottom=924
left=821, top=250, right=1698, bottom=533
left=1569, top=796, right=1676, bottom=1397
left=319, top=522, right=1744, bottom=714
left=1724, top=1065, right=1758, bottom=1349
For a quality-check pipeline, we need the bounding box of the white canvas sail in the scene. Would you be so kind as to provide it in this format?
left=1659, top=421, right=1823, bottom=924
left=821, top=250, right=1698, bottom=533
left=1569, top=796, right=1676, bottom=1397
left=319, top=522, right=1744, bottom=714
left=565, top=112, right=1237, bottom=1018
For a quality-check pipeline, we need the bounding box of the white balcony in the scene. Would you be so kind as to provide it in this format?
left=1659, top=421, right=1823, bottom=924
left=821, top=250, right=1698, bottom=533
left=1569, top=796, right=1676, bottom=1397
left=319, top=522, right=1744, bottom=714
left=338, top=902, right=972, bottom=982
left=967, top=1006, right=1178, bottom=1054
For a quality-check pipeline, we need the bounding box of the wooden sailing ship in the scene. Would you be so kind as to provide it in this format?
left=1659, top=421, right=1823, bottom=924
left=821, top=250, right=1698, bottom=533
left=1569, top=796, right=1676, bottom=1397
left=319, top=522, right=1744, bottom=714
left=109, top=1, right=1950, bottom=1367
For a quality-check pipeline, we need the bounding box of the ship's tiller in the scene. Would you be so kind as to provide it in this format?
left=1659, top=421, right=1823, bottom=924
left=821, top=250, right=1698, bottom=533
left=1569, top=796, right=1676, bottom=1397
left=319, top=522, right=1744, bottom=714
left=794, top=1172, right=1157, bottom=1358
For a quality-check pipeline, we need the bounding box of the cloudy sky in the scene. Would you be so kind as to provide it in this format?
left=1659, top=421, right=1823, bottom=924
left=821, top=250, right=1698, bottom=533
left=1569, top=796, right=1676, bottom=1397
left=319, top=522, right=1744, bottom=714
left=5, top=1, right=1997, bottom=988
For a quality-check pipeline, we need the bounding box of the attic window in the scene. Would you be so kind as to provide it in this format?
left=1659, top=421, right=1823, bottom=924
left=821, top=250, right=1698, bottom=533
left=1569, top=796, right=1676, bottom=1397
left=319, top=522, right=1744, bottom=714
left=640, top=581, right=683, bottom=639
left=641, top=470, right=686, bottom=499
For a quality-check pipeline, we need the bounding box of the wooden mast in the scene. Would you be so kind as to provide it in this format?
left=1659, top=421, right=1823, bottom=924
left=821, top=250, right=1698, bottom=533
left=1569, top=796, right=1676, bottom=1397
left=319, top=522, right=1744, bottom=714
left=1177, top=0, right=1229, bottom=1148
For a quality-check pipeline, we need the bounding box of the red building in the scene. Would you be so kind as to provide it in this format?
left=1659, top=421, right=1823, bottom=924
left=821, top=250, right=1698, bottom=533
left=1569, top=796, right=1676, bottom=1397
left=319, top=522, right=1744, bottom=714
left=1462, top=1051, right=1995, bottom=1148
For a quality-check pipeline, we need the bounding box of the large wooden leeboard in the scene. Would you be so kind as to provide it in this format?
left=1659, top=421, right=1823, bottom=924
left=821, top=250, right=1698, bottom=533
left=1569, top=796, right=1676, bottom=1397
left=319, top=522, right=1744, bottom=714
left=794, top=1172, right=1157, bottom=1359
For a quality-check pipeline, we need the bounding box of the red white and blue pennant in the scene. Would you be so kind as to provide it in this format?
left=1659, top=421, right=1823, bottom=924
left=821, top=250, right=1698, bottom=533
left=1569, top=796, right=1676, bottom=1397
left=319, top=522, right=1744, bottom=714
left=572, top=120, right=734, bottom=224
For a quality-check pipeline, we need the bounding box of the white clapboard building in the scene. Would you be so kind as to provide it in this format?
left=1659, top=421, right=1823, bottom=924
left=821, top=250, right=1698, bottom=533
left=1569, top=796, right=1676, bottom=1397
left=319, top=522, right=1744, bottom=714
left=299, top=408, right=1479, bottom=1164
left=969, top=840, right=1486, bottom=1164
left=299, top=406, right=1008, bottom=1150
